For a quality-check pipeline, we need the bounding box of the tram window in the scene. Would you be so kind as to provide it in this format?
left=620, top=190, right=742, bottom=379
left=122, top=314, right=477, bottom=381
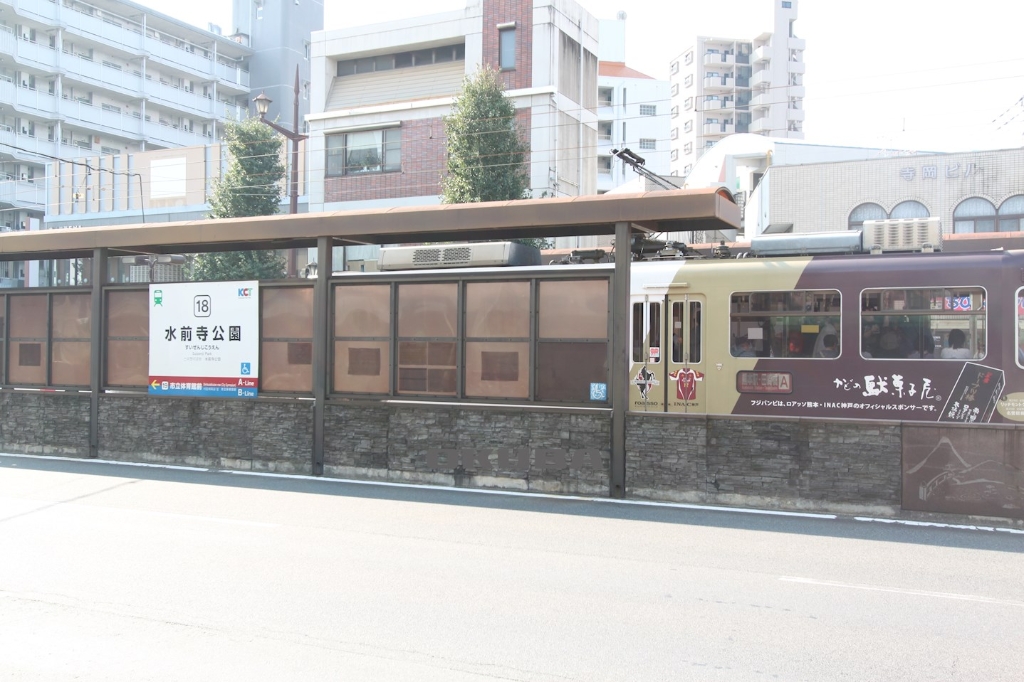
left=631, top=302, right=659, bottom=363
left=632, top=303, right=643, bottom=362
left=729, top=290, right=840, bottom=359
left=671, top=301, right=701, bottom=363
left=860, top=287, right=986, bottom=360
left=1016, top=288, right=1024, bottom=368
left=649, top=303, right=661, bottom=363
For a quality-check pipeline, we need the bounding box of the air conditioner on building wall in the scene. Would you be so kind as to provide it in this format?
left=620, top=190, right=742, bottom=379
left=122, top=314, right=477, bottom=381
left=861, top=217, right=942, bottom=253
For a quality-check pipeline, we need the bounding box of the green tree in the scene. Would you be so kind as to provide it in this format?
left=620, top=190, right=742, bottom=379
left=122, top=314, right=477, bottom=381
left=192, top=117, right=287, bottom=281
left=441, top=66, right=532, bottom=204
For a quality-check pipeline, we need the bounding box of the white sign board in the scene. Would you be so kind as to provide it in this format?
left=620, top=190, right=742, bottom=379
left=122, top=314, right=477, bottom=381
left=148, top=281, right=259, bottom=398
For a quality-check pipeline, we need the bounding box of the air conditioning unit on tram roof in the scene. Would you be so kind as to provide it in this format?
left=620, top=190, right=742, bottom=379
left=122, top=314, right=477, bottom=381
left=861, top=217, right=942, bottom=253
left=378, top=241, right=541, bottom=271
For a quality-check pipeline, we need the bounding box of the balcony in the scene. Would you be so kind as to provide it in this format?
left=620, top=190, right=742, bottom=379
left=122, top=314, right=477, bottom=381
left=703, top=97, right=724, bottom=112
left=788, top=61, right=806, bottom=75
left=0, top=0, right=58, bottom=22
left=60, top=98, right=144, bottom=138
left=703, top=76, right=734, bottom=91
left=753, top=45, right=770, bottom=63
left=751, top=70, right=771, bottom=88
left=750, top=117, right=771, bottom=134
left=0, top=178, right=47, bottom=208
left=60, top=3, right=145, bottom=55
left=0, top=79, right=59, bottom=116
left=146, top=79, right=215, bottom=117
left=146, top=37, right=215, bottom=79
left=787, top=108, right=806, bottom=122
left=62, top=51, right=144, bottom=95
left=218, top=101, right=248, bottom=122
left=703, top=123, right=734, bottom=136
left=144, top=120, right=211, bottom=147
left=1, top=33, right=59, bottom=70
left=788, top=85, right=806, bottom=98
left=0, top=126, right=59, bottom=160
left=750, top=93, right=770, bottom=109
left=704, top=52, right=735, bottom=65
left=215, top=60, right=250, bottom=89
left=789, top=37, right=806, bottom=51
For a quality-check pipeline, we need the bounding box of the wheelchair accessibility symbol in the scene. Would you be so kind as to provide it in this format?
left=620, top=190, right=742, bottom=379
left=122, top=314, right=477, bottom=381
left=240, top=362, right=251, bottom=376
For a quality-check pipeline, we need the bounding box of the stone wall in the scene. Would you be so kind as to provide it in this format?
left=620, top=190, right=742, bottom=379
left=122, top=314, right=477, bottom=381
left=97, top=395, right=313, bottom=473
left=0, top=392, right=90, bottom=457
left=627, top=413, right=903, bottom=514
left=325, top=402, right=610, bottom=495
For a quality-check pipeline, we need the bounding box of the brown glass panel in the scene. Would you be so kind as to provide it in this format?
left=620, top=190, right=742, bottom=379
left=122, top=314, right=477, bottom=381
left=0, top=342, right=4, bottom=384
left=334, top=341, right=389, bottom=393
left=9, top=341, right=47, bottom=384
left=52, top=294, right=91, bottom=339
left=398, top=367, right=427, bottom=393
left=465, top=281, right=529, bottom=338
left=465, top=342, right=528, bottom=398
left=51, top=341, right=91, bottom=386
left=107, top=290, right=148, bottom=338
left=0, top=295, right=6, bottom=337
left=399, top=341, right=427, bottom=365
left=536, top=342, right=608, bottom=402
left=261, top=341, right=312, bottom=393
left=427, top=341, right=456, bottom=366
left=262, top=287, right=314, bottom=339
left=398, top=283, right=457, bottom=338
left=10, top=295, right=47, bottom=338
left=106, top=339, right=148, bottom=386
left=334, top=285, right=390, bottom=337
left=538, top=280, right=608, bottom=339
left=427, top=368, right=456, bottom=394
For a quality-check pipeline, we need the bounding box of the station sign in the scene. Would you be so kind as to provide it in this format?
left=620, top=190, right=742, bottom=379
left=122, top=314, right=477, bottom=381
left=148, top=281, right=260, bottom=398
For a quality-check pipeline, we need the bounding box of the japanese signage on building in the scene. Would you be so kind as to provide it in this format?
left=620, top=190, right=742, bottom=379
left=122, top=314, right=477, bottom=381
left=148, top=281, right=260, bottom=398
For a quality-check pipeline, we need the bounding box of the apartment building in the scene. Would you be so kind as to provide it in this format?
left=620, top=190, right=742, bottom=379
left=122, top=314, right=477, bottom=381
left=595, top=13, right=670, bottom=194
left=0, top=0, right=254, bottom=242
left=307, top=0, right=599, bottom=216
left=668, top=0, right=805, bottom=177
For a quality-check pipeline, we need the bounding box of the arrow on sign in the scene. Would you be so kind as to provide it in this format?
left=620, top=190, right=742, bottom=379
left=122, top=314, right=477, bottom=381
left=150, top=380, right=160, bottom=390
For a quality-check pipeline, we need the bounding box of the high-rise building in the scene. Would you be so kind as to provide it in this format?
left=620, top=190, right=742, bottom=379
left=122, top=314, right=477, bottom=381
left=668, top=0, right=805, bottom=177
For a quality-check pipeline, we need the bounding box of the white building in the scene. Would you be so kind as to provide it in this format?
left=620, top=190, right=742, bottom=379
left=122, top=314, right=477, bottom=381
left=307, top=0, right=599, bottom=217
left=595, top=14, right=670, bottom=194
left=668, top=0, right=805, bottom=177
left=0, top=0, right=259, bottom=239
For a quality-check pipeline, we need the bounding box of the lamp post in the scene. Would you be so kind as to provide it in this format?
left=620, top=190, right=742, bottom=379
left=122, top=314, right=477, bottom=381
left=254, top=66, right=308, bottom=276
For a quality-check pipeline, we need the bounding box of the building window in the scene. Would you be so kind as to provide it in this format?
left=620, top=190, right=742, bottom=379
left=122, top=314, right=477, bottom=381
left=337, top=45, right=465, bottom=76
left=639, top=138, right=656, bottom=150
left=639, top=105, right=656, bottom=116
left=670, top=106, right=679, bottom=118
left=890, top=200, right=930, bottom=220
left=684, top=51, right=693, bottom=65
left=683, top=120, right=693, bottom=133
left=683, top=142, right=692, bottom=154
left=953, top=197, right=996, bottom=233
left=598, top=86, right=613, bottom=106
left=670, top=128, right=678, bottom=140
left=598, top=156, right=612, bottom=174
left=848, top=202, right=886, bottom=230
left=670, top=61, right=679, bottom=75
left=684, top=97, right=693, bottom=110
left=684, top=74, right=693, bottom=88
left=683, top=164, right=692, bottom=175
left=782, top=1, right=792, bottom=7
left=670, top=83, right=679, bottom=96
left=861, top=288, right=986, bottom=360
left=325, top=128, right=401, bottom=176
left=499, top=28, right=516, bottom=69
left=998, top=195, right=1024, bottom=232
left=304, top=41, right=310, bottom=60
left=670, top=149, right=678, bottom=161
left=732, top=291, right=841, bottom=359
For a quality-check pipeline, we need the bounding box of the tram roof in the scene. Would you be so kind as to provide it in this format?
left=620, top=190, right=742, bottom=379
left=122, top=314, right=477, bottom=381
left=0, top=188, right=740, bottom=261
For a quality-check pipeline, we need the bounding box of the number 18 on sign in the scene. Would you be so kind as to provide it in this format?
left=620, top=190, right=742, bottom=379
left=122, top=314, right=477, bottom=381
left=149, top=281, right=260, bottom=398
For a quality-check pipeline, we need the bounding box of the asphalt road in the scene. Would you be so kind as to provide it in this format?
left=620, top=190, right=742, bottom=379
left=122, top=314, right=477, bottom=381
left=1, top=454, right=1022, bottom=681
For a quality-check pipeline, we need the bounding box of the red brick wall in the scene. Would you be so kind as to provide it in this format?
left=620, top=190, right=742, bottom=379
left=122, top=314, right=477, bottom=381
left=324, top=118, right=447, bottom=203
left=482, top=0, right=533, bottom=90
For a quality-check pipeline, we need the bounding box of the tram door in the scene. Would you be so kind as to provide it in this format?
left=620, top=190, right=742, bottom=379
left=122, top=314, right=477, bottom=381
left=628, top=296, right=666, bottom=412
left=666, top=294, right=707, bottom=414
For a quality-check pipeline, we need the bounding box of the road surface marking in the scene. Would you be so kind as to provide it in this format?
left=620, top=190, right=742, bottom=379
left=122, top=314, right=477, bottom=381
left=780, top=576, right=1024, bottom=607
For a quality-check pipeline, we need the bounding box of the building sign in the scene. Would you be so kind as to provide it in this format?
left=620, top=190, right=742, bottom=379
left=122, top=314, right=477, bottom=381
left=148, top=281, right=259, bottom=398
left=899, top=161, right=978, bottom=181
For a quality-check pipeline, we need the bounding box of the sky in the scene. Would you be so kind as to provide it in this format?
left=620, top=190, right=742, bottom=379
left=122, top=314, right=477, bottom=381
left=145, top=0, right=1024, bottom=153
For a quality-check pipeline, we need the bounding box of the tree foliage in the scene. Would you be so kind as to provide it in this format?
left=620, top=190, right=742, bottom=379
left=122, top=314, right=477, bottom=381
left=441, top=66, right=531, bottom=204
left=192, top=117, right=286, bottom=281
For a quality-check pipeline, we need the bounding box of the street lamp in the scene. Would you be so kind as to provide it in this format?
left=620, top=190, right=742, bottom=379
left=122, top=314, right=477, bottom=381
left=253, top=66, right=308, bottom=217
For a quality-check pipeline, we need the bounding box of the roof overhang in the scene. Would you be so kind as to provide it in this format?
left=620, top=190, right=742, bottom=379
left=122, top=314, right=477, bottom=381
left=0, top=188, right=740, bottom=261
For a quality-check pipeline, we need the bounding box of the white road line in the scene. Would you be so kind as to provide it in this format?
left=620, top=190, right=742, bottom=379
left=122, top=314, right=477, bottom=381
left=780, top=576, right=1024, bottom=607
left=854, top=516, right=1024, bottom=535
